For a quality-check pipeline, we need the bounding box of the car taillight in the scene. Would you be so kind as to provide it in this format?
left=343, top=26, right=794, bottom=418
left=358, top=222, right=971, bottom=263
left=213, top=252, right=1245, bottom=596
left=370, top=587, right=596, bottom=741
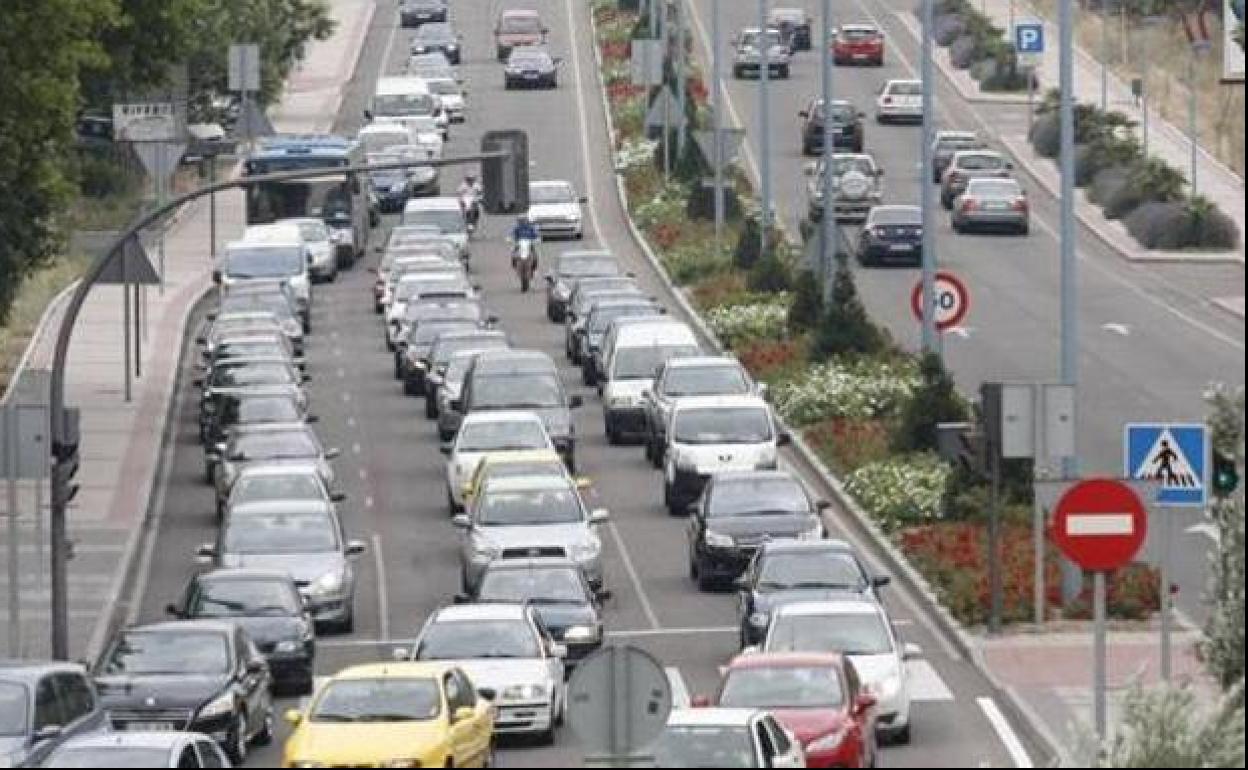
left=1012, top=197, right=1029, bottom=212
left=961, top=199, right=978, bottom=213
left=949, top=171, right=964, bottom=183
left=872, top=226, right=887, bottom=238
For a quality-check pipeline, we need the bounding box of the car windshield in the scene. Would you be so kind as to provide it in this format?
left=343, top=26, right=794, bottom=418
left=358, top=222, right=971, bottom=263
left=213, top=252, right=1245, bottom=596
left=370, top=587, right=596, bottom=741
left=559, top=257, right=618, bottom=277
left=407, top=209, right=466, bottom=234
left=48, top=748, right=172, bottom=767
left=458, top=419, right=549, bottom=452
left=742, top=30, right=783, bottom=47
left=434, top=336, right=506, bottom=363
left=374, top=93, right=435, bottom=116
left=841, top=27, right=880, bottom=40
left=396, top=277, right=465, bottom=302
left=232, top=473, right=324, bottom=504
left=231, top=431, right=318, bottom=461
left=478, top=487, right=583, bottom=526
left=223, top=396, right=300, bottom=424
left=887, top=81, right=923, bottom=95
left=768, top=612, right=893, bottom=655
left=710, top=477, right=807, bottom=517
left=655, top=726, right=756, bottom=768
left=412, top=322, right=476, bottom=347
left=219, top=295, right=296, bottom=320
left=612, top=344, right=699, bottom=379
left=226, top=247, right=302, bottom=278
left=511, top=50, right=551, bottom=67
left=828, top=156, right=876, bottom=177
left=0, top=683, right=26, bottom=735
left=295, top=222, right=328, bottom=242
left=501, top=15, right=542, bottom=34
left=958, top=153, right=1007, bottom=170
left=531, top=183, right=575, bottom=204
left=757, top=552, right=867, bottom=590
left=417, top=24, right=454, bottom=42
left=720, top=665, right=846, bottom=709
left=416, top=619, right=540, bottom=659
left=674, top=407, right=772, bottom=444
left=479, top=567, right=587, bottom=604
left=473, top=374, right=563, bottom=409
left=210, top=363, right=296, bottom=389
left=870, top=208, right=921, bottom=226
left=311, top=678, right=441, bottom=723
left=589, top=306, right=656, bottom=334
left=479, top=462, right=565, bottom=487
left=968, top=179, right=1021, bottom=197
left=409, top=301, right=481, bottom=322
left=224, top=512, right=339, bottom=554
left=215, top=340, right=285, bottom=359
left=815, top=101, right=856, bottom=123
left=663, top=365, right=750, bottom=396
left=191, top=579, right=300, bottom=618
left=104, top=631, right=229, bottom=675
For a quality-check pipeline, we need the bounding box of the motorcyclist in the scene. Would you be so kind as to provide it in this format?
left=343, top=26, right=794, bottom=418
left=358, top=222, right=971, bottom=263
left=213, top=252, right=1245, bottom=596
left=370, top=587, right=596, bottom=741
left=458, top=174, right=482, bottom=227
left=510, top=213, right=540, bottom=268
left=457, top=174, right=482, bottom=200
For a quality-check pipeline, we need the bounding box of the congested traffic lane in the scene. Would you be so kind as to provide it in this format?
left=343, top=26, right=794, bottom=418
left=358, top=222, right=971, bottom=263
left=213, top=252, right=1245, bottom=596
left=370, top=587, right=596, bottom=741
left=132, top=0, right=1036, bottom=767
left=685, top=0, right=1245, bottom=617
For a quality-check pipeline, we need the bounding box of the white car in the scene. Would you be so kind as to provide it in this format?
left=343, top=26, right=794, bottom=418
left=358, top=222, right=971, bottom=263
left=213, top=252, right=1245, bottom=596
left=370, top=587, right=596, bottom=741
left=402, top=603, right=567, bottom=741
left=443, top=410, right=554, bottom=512
left=275, top=217, right=337, bottom=282
left=385, top=272, right=474, bottom=345
left=527, top=180, right=586, bottom=240
left=426, top=76, right=467, bottom=122
left=601, top=320, right=701, bottom=444
left=759, top=598, right=920, bottom=743
left=875, top=78, right=923, bottom=123
left=401, top=197, right=470, bottom=264
left=656, top=708, right=806, bottom=768
left=663, top=395, right=789, bottom=515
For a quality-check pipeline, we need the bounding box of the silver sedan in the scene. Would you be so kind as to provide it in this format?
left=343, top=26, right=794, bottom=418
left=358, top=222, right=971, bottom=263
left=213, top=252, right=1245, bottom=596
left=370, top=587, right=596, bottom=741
left=951, top=177, right=1031, bottom=235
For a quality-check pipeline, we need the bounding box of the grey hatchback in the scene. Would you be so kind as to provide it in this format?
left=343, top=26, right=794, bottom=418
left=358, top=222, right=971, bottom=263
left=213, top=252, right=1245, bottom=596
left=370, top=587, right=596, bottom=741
left=0, top=661, right=106, bottom=768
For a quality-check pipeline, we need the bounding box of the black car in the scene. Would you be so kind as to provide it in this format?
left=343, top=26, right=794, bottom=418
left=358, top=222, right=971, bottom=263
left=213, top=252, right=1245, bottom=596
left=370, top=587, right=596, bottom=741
left=95, top=621, right=274, bottom=764
left=800, top=98, right=866, bottom=155
left=202, top=391, right=313, bottom=481
left=504, top=46, right=560, bottom=89
left=399, top=0, right=447, bottom=27
left=0, top=661, right=107, bottom=768
left=545, top=250, right=621, bottom=323
left=686, top=471, right=827, bottom=591
left=856, top=205, right=923, bottom=267
left=168, top=569, right=316, bottom=695
left=410, top=22, right=462, bottom=64
left=769, top=8, right=813, bottom=51
left=462, top=558, right=608, bottom=664
left=736, top=539, right=889, bottom=647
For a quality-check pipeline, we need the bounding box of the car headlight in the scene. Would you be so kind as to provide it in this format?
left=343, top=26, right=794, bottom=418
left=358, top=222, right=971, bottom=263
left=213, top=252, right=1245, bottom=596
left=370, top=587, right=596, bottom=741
left=571, top=538, right=601, bottom=561
left=704, top=530, right=734, bottom=548
left=806, top=727, right=848, bottom=753
left=563, top=625, right=600, bottom=642
left=274, top=640, right=302, bottom=654
left=197, top=691, right=235, bottom=721
left=289, top=763, right=326, bottom=769
left=310, top=569, right=344, bottom=596
left=749, top=611, right=770, bottom=628
left=501, top=683, right=548, bottom=701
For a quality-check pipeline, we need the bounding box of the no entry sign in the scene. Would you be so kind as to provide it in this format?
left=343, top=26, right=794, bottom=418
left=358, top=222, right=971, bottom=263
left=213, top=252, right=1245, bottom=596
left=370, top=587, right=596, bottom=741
left=1052, top=479, right=1148, bottom=572
left=911, top=271, right=970, bottom=332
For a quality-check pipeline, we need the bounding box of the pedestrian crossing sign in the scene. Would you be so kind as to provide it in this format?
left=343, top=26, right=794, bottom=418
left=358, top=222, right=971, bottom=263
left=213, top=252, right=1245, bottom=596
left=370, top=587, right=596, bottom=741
left=1125, top=423, right=1208, bottom=506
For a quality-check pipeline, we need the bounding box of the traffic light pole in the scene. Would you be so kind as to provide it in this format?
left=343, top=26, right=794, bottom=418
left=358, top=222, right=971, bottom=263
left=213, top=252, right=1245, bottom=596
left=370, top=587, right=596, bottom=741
left=45, top=152, right=507, bottom=659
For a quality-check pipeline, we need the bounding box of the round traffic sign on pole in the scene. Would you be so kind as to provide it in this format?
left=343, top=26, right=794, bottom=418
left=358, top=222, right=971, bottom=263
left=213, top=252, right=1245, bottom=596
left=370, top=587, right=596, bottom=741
left=1052, top=479, right=1148, bottom=572
left=911, top=271, right=970, bottom=332
left=567, top=645, right=672, bottom=759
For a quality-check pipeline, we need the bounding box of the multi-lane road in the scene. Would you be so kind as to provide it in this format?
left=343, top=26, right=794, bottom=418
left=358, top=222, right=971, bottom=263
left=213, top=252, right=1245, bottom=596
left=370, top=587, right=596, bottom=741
left=684, top=0, right=1244, bottom=619
left=122, top=0, right=1096, bottom=766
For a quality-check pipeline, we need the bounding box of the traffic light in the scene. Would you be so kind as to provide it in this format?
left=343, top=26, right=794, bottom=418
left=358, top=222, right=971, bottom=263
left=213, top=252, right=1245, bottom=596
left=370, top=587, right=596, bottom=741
left=481, top=130, right=529, bottom=215
left=52, top=408, right=81, bottom=505
left=1212, top=449, right=1240, bottom=497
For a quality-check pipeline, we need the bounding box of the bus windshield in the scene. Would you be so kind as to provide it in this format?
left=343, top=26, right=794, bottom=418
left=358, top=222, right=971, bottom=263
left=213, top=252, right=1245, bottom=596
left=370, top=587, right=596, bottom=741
left=248, top=178, right=354, bottom=226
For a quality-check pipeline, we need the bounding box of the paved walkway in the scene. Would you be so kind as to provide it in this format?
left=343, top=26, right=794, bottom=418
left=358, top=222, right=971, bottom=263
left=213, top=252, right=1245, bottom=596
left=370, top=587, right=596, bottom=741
left=0, top=0, right=376, bottom=662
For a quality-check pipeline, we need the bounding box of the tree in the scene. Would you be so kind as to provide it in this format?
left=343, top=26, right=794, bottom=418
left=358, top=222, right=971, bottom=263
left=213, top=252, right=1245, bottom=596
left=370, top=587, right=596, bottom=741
left=787, top=269, right=823, bottom=332
left=893, top=352, right=968, bottom=453
left=1200, top=383, right=1245, bottom=691
left=810, top=253, right=885, bottom=358
left=1091, top=681, right=1245, bottom=767
left=0, top=0, right=117, bottom=325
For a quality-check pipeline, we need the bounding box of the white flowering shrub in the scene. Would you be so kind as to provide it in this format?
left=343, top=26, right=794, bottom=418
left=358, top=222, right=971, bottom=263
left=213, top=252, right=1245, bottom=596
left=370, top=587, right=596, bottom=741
left=844, top=455, right=952, bottom=532
left=634, top=183, right=688, bottom=229
left=773, top=358, right=920, bottom=426
left=705, top=298, right=790, bottom=346
left=613, top=137, right=657, bottom=171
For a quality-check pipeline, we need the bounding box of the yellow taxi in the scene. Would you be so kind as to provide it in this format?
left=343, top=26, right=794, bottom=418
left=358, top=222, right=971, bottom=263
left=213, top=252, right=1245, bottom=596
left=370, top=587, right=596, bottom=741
left=282, top=662, right=494, bottom=768
left=459, top=449, right=590, bottom=509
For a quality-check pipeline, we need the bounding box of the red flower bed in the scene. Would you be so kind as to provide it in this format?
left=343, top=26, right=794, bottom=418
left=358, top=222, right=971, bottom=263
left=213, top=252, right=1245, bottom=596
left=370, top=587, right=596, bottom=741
left=650, top=223, right=683, bottom=250
left=736, top=339, right=807, bottom=380
left=608, top=82, right=646, bottom=104
left=803, top=418, right=891, bottom=474
left=1065, top=562, right=1162, bottom=621
left=600, top=40, right=631, bottom=62
left=688, top=76, right=709, bottom=106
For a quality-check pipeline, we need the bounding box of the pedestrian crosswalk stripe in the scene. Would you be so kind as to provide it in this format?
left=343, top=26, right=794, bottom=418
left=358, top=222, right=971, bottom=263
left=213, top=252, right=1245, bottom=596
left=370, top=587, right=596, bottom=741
left=1132, top=428, right=1202, bottom=490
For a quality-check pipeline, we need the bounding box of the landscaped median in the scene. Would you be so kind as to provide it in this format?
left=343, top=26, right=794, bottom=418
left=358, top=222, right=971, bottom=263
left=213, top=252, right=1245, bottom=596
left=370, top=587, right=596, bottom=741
left=590, top=0, right=1159, bottom=629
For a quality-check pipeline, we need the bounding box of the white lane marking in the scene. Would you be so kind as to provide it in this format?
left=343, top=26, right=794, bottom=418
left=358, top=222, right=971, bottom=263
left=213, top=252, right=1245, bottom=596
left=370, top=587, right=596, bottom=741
left=605, top=522, right=661, bottom=631
left=352, top=442, right=363, bottom=455
left=666, top=667, right=691, bottom=708
left=337, top=367, right=347, bottom=378
left=342, top=392, right=353, bottom=403
left=564, top=0, right=605, bottom=238
left=378, top=0, right=405, bottom=80
left=607, top=626, right=738, bottom=639
left=365, top=496, right=375, bottom=509
left=948, top=326, right=975, bottom=339
left=372, top=533, right=390, bottom=641
left=347, top=416, right=357, bottom=428
left=1101, top=323, right=1131, bottom=336
left=977, top=696, right=1035, bottom=768
left=906, top=660, right=955, bottom=702
left=359, top=468, right=369, bottom=481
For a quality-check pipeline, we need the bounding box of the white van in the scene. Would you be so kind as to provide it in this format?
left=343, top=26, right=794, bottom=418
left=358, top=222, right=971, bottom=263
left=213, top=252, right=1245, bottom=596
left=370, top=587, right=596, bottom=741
left=425, top=76, right=467, bottom=122
left=601, top=320, right=700, bottom=444
left=369, top=76, right=448, bottom=138
left=358, top=122, right=415, bottom=156
left=401, top=197, right=470, bottom=264
left=219, top=237, right=312, bottom=317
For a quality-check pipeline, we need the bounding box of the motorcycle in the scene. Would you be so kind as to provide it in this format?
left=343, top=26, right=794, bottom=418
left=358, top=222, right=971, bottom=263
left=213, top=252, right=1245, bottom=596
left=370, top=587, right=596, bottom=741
left=512, top=237, right=538, bottom=292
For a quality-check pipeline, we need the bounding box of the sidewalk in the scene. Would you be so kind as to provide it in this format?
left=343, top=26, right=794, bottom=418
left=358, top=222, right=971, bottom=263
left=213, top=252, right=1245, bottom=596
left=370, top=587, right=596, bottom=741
left=0, top=0, right=376, bottom=662
left=978, top=626, right=1217, bottom=763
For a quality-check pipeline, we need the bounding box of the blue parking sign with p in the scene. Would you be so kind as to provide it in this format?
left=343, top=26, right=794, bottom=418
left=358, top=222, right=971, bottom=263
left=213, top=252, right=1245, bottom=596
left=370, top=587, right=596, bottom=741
left=1016, top=23, right=1045, bottom=54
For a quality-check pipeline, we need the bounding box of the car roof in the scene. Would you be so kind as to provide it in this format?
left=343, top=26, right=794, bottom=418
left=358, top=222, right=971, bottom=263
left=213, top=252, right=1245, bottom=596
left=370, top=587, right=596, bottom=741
left=668, top=707, right=761, bottom=727
left=727, top=651, right=847, bottom=670
left=774, top=598, right=883, bottom=617
left=664, top=355, right=740, bottom=370
left=0, top=660, right=85, bottom=682
left=404, top=196, right=463, bottom=212
left=330, top=661, right=453, bottom=680
left=461, top=410, right=546, bottom=427
left=226, top=499, right=334, bottom=517
left=482, top=474, right=575, bottom=494
left=759, top=537, right=855, bottom=555
left=434, top=602, right=529, bottom=622
left=670, top=394, right=768, bottom=412
left=235, top=462, right=321, bottom=478
left=952, top=149, right=1005, bottom=160
left=230, top=421, right=312, bottom=435
left=196, top=568, right=297, bottom=584
left=53, top=731, right=196, bottom=750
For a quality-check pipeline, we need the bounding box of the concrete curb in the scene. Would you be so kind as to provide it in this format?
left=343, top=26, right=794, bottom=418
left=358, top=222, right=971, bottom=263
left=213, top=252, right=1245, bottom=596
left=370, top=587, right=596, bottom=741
left=999, top=135, right=1245, bottom=266
left=588, top=8, right=1062, bottom=766
left=893, top=12, right=1036, bottom=105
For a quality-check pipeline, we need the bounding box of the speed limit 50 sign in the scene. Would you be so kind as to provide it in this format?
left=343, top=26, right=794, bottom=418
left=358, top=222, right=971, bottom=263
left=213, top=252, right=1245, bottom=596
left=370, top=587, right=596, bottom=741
left=911, top=271, right=970, bottom=332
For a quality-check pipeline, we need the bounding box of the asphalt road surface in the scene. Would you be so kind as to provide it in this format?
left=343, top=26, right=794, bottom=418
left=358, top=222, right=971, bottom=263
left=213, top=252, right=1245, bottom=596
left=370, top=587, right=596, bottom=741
left=132, top=1, right=1051, bottom=766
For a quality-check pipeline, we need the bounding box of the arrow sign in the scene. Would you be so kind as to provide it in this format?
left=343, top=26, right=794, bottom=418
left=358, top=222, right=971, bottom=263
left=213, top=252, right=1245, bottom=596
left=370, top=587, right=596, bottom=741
left=645, top=86, right=687, bottom=133
left=693, top=128, right=747, bottom=171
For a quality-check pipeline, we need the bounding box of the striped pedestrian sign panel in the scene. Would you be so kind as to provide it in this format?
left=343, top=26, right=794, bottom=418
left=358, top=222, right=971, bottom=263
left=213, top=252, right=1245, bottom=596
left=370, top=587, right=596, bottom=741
left=1125, top=424, right=1208, bottom=507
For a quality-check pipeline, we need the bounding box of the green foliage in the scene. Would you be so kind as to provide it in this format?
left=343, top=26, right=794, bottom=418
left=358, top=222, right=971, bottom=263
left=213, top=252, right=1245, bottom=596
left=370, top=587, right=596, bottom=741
left=1125, top=197, right=1242, bottom=250
left=747, top=243, right=792, bottom=294
left=662, top=242, right=730, bottom=286
left=1201, top=384, right=1245, bottom=692
left=893, top=353, right=969, bottom=453
left=787, top=270, right=823, bottom=332
left=734, top=213, right=764, bottom=271
left=811, top=254, right=886, bottom=358
left=1091, top=681, right=1245, bottom=768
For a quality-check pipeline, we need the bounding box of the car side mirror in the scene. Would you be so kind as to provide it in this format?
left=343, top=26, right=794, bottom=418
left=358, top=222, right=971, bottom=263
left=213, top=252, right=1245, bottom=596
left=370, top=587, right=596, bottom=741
left=305, top=414, right=321, bottom=424
left=569, top=395, right=584, bottom=409
left=192, top=377, right=205, bottom=388
left=690, top=695, right=712, bottom=708
left=579, top=196, right=588, bottom=204
left=453, top=593, right=471, bottom=604
left=872, top=574, right=892, bottom=588
left=732, top=575, right=750, bottom=591
left=32, top=724, right=63, bottom=743
left=589, top=509, right=610, bottom=524
left=477, top=687, right=497, bottom=701
left=363, top=109, right=373, bottom=121
left=302, top=373, right=313, bottom=383
left=450, top=399, right=463, bottom=412
left=331, top=491, right=348, bottom=502
left=325, top=448, right=341, bottom=460
left=453, top=706, right=475, bottom=723
left=877, top=168, right=886, bottom=177
left=452, top=514, right=471, bottom=529
left=196, top=336, right=207, bottom=345
left=550, top=643, right=568, bottom=659
left=545, top=274, right=554, bottom=283
left=903, top=642, right=923, bottom=660
left=777, top=431, right=792, bottom=446
left=816, top=499, right=832, bottom=511
left=346, top=540, right=368, bottom=557
left=212, top=271, right=222, bottom=285
left=440, top=442, right=453, bottom=455
left=284, top=709, right=303, bottom=726
left=195, top=543, right=216, bottom=561
left=855, top=692, right=878, bottom=713
left=164, top=603, right=182, bottom=618
left=247, top=659, right=267, bottom=674
left=799, top=110, right=809, bottom=118
left=596, top=588, right=614, bottom=604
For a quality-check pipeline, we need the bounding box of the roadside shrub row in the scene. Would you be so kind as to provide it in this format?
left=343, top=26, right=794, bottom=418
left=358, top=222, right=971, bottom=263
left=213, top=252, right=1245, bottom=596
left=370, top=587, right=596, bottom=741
left=928, top=0, right=1036, bottom=91
left=1028, top=92, right=1241, bottom=251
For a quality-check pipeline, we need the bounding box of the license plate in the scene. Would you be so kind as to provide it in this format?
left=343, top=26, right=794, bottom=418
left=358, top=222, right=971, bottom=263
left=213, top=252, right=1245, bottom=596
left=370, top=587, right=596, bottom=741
left=127, top=722, right=175, bottom=732
left=889, top=244, right=913, bottom=252
left=853, top=53, right=868, bottom=59
left=525, top=73, right=539, bottom=79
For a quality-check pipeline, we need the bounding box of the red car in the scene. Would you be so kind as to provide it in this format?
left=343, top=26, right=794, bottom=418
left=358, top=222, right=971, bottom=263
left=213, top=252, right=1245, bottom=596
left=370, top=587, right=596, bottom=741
left=694, top=652, right=878, bottom=768
left=833, top=24, right=885, bottom=67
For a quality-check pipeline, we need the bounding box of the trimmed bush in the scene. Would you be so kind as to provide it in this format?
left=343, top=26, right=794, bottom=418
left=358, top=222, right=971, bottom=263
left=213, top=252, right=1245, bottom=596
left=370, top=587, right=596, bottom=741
left=1102, top=157, right=1185, bottom=220
left=949, top=35, right=979, bottom=69
left=1125, top=197, right=1242, bottom=251
left=1029, top=112, right=1061, bottom=158
left=934, top=13, right=966, bottom=45
left=1087, top=165, right=1132, bottom=208
left=662, top=242, right=731, bottom=286
left=747, top=245, right=792, bottom=294
left=893, top=352, right=969, bottom=453
left=787, top=270, right=824, bottom=332
left=811, top=255, right=886, bottom=358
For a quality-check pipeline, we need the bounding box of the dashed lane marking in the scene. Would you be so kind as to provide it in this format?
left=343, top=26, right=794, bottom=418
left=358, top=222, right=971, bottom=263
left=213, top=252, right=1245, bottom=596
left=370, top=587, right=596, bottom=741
left=372, top=533, right=390, bottom=642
